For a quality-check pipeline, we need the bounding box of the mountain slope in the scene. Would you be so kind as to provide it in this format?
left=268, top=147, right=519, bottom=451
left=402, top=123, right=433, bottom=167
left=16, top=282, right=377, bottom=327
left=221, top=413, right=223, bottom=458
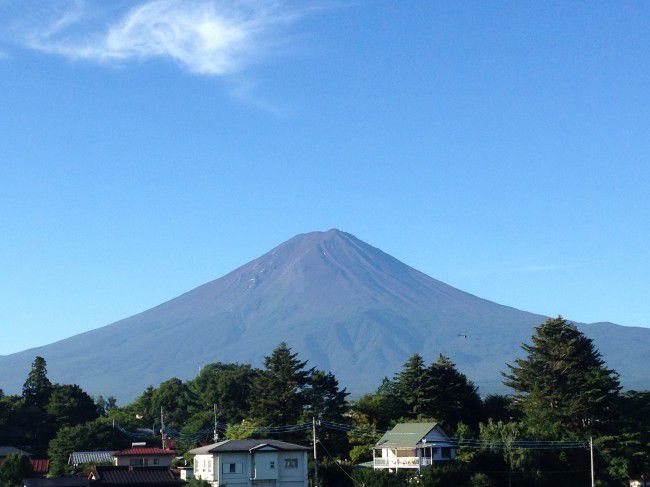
left=1, top=229, right=648, bottom=400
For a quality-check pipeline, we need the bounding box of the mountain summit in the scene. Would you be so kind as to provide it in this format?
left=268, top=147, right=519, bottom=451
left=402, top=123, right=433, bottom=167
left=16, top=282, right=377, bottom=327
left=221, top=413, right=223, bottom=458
left=1, top=229, right=648, bottom=399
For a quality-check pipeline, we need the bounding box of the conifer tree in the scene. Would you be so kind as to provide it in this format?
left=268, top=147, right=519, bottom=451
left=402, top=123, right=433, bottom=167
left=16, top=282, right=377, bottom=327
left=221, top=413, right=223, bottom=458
left=504, top=317, right=620, bottom=436
left=421, top=354, right=482, bottom=428
left=22, top=356, right=52, bottom=409
left=396, top=353, right=427, bottom=417
left=250, top=343, right=313, bottom=425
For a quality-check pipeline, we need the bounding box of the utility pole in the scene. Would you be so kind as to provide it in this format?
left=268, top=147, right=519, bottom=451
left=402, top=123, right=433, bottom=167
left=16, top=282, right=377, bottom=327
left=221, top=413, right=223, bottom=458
left=312, top=417, right=319, bottom=487
left=160, top=407, right=166, bottom=450
left=213, top=403, right=219, bottom=442
left=590, top=436, right=595, bottom=487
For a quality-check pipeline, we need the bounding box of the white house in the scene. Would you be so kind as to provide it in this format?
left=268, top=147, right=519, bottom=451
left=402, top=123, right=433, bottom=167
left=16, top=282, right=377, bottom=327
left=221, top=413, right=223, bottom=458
left=373, top=422, right=456, bottom=472
left=189, top=439, right=310, bottom=487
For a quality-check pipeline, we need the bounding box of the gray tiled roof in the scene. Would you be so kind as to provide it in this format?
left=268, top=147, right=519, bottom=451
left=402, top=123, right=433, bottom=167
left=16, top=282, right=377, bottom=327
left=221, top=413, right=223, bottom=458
left=189, top=439, right=309, bottom=455
left=69, top=452, right=117, bottom=465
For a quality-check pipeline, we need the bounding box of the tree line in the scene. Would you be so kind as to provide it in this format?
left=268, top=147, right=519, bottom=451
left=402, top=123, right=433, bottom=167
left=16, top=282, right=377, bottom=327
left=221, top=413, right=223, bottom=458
left=1, top=317, right=649, bottom=486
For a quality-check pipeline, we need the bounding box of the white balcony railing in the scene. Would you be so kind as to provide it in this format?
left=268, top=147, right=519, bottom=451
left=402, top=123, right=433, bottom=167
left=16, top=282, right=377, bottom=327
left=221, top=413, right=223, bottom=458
left=373, top=457, right=433, bottom=468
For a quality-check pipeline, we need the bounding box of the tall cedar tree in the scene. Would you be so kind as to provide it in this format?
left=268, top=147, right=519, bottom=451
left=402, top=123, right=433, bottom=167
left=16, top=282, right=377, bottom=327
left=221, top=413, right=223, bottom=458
left=503, top=317, right=621, bottom=436
left=396, top=354, right=427, bottom=417
left=22, top=356, right=52, bottom=409
left=250, top=343, right=313, bottom=425
left=421, top=355, right=482, bottom=428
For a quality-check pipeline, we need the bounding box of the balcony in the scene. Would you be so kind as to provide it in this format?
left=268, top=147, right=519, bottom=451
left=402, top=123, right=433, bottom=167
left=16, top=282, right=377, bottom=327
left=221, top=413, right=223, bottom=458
left=373, top=457, right=433, bottom=468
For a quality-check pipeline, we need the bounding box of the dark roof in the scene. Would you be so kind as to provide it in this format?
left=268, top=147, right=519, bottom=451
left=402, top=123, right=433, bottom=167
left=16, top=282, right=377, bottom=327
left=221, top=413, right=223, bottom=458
left=69, top=452, right=117, bottom=465
left=23, top=477, right=88, bottom=487
left=189, top=438, right=310, bottom=455
left=113, top=449, right=174, bottom=457
left=90, top=467, right=183, bottom=486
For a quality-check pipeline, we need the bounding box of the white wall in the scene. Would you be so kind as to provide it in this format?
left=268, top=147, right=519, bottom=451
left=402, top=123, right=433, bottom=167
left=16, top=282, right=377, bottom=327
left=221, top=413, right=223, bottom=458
left=193, top=450, right=308, bottom=487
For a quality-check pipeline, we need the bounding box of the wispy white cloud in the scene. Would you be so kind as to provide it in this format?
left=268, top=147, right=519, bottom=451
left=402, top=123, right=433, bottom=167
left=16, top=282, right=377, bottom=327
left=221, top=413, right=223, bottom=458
left=13, top=0, right=307, bottom=76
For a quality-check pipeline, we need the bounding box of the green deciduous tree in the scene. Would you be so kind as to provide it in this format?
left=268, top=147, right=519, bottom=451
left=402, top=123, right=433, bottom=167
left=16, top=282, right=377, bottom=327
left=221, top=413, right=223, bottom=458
left=0, top=454, right=32, bottom=487
left=187, top=363, right=256, bottom=423
left=47, top=418, right=128, bottom=476
left=504, top=317, right=621, bottom=437
left=47, top=384, right=98, bottom=430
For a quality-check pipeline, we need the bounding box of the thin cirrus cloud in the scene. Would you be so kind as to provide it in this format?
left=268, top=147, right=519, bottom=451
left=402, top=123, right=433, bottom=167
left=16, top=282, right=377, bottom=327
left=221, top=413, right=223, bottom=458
left=15, top=0, right=306, bottom=76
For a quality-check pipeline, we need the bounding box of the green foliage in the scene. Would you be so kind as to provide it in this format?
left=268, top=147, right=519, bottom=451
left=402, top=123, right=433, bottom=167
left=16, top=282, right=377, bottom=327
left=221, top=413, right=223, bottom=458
left=185, top=478, right=211, bottom=487
left=47, top=384, right=98, bottom=430
left=351, top=464, right=470, bottom=487
left=420, top=355, right=482, bottom=429
left=349, top=444, right=372, bottom=463
left=152, top=378, right=197, bottom=427
left=47, top=418, right=129, bottom=476
left=469, top=473, right=495, bottom=486
left=224, top=421, right=259, bottom=440
left=95, top=395, right=117, bottom=417
left=0, top=454, right=32, bottom=487
left=250, top=342, right=313, bottom=425
left=186, top=363, right=256, bottom=423
left=397, top=354, right=428, bottom=417
left=316, top=459, right=354, bottom=487
left=22, top=356, right=53, bottom=409
left=481, top=394, right=516, bottom=423
left=504, top=317, right=621, bottom=437
left=479, top=419, right=528, bottom=475
left=352, top=468, right=411, bottom=487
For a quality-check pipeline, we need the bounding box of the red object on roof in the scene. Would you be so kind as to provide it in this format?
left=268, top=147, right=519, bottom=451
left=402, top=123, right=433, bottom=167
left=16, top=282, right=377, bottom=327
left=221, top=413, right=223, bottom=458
left=30, top=459, right=50, bottom=474
left=113, top=448, right=175, bottom=457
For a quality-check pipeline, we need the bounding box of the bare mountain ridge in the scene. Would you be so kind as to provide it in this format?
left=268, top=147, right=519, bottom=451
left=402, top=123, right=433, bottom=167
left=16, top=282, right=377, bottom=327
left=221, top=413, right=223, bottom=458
left=1, top=229, right=648, bottom=400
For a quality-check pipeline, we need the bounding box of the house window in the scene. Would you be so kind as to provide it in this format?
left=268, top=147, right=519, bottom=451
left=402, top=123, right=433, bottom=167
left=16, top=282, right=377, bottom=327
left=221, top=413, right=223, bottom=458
left=153, top=458, right=159, bottom=466
left=223, top=462, right=238, bottom=474
left=208, top=459, right=212, bottom=473
left=285, top=458, right=298, bottom=469
left=441, top=447, right=451, bottom=459
left=270, top=461, right=275, bottom=469
left=130, top=459, right=144, bottom=467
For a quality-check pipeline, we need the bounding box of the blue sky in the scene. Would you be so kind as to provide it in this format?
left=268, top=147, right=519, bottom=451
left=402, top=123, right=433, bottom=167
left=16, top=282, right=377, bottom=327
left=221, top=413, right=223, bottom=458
left=1, top=1, right=649, bottom=355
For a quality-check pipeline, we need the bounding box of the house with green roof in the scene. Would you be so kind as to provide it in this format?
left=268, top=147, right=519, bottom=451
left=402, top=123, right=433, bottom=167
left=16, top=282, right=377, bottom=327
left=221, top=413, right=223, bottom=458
left=373, top=422, right=456, bottom=471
